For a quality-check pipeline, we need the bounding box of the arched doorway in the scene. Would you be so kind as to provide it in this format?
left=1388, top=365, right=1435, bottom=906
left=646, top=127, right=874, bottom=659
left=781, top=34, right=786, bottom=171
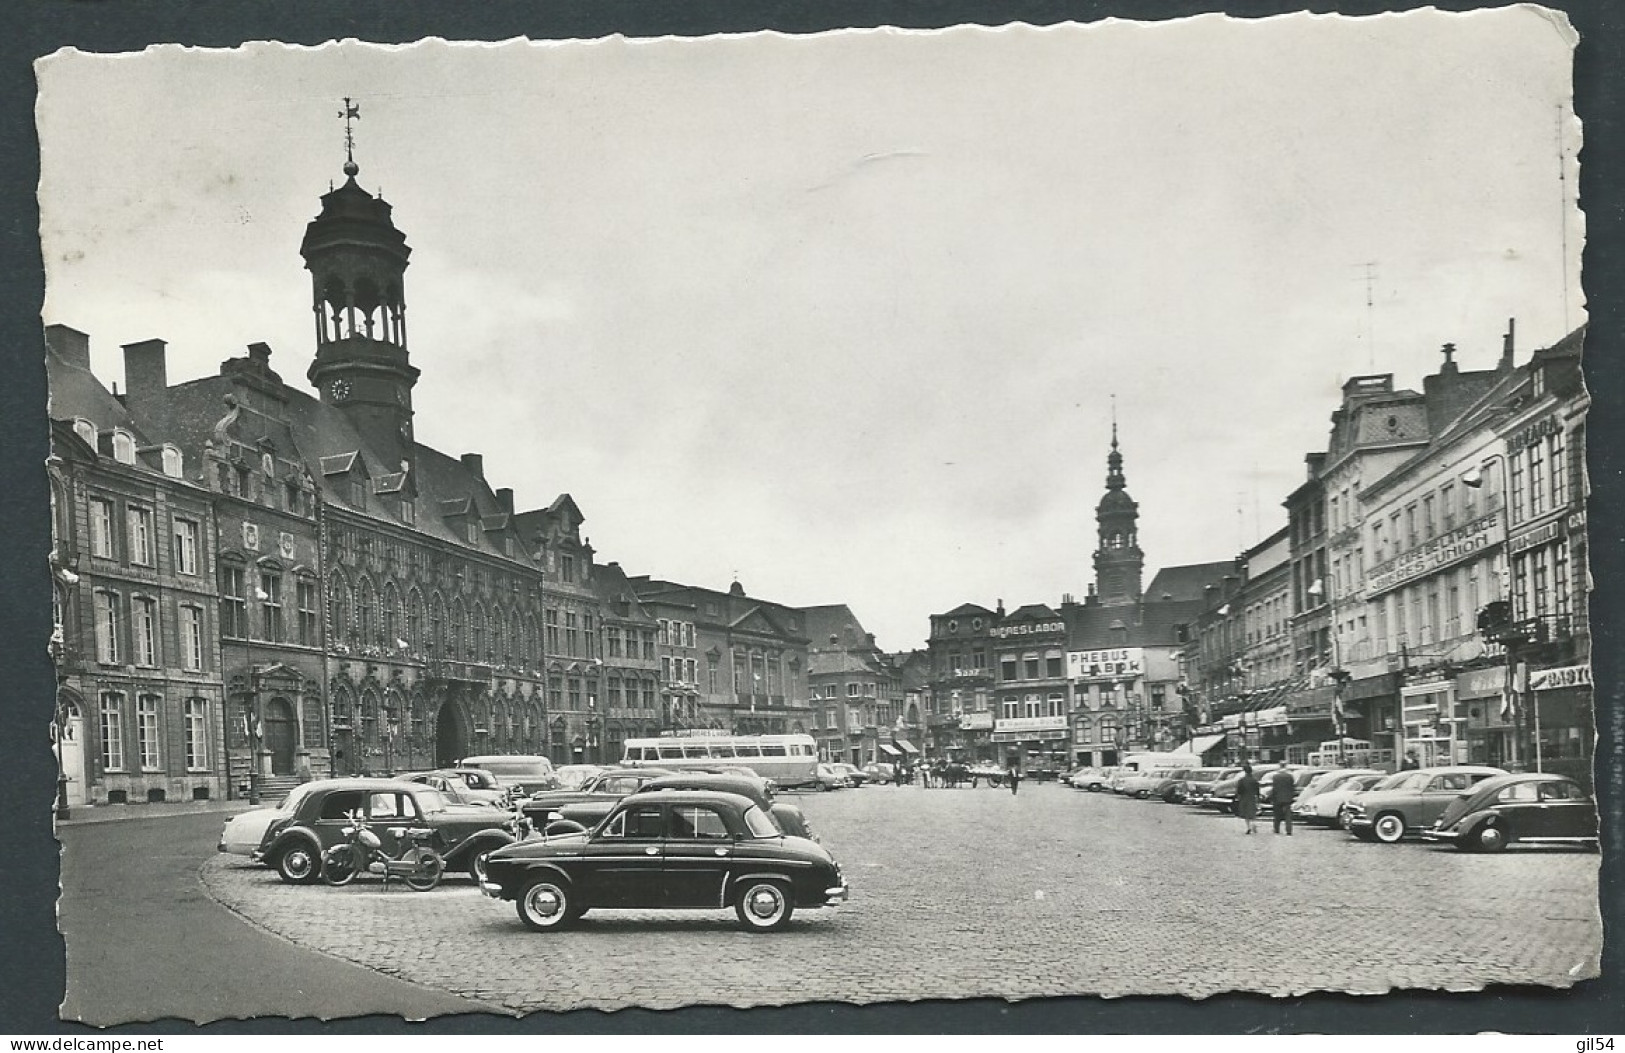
left=435, top=699, right=467, bottom=768
left=263, top=697, right=298, bottom=775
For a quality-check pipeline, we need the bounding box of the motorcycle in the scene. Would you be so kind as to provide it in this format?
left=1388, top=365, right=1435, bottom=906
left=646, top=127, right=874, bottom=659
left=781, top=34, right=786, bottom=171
left=321, top=810, right=445, bottom=891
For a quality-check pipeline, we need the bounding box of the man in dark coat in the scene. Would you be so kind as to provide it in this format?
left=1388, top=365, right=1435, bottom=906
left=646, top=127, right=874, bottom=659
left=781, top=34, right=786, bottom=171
left=1236, top=761, right=1261, bottom=834
left=1268, top=761, right=1296, bottom=835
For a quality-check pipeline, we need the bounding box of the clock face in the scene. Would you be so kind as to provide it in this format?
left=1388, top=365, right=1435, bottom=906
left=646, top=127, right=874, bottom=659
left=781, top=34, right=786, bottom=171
left=330, top=379, right=352, bottom=403
left=399, top=420, right=412, bottom=440
left=395, top=386, right=408, bottom=405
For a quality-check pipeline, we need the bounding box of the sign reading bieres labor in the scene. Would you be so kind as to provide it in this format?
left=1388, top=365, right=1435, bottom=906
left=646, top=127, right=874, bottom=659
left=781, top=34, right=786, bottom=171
left=1068, top=647, right=1143, bottom=680
left=1529, top=664, right=1590, bottom=691
left=990, top=620, right=1065, bottom=639
left=1365, top=510, right=1503, bottom=596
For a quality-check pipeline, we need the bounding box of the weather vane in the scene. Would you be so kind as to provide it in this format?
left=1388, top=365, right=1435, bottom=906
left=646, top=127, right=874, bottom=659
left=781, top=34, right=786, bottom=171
left=339, top=97, right=361, bottom=176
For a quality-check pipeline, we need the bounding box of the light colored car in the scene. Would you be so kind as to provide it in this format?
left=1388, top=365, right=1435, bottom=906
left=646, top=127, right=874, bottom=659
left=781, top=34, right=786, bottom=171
left=862, top=761, right=897, bottom=784
left=1345, top=765, right=1508, bottom=843
left=813, top=763, right=851, bottom=790
left=552, top=764, right=606, bottom=791
left=1291, top=770, right=1385, bottom=825
left=217, top=783, right=320, bottom=856
left=829, top=762, right=868, bottom=786
left=1069, top=767, right=1116, bottom=792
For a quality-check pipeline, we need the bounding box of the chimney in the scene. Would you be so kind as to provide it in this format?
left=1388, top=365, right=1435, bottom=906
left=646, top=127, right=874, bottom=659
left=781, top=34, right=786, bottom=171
left=460, top=453, right=484, bottom=479
left=122, top=338, right=168, bottom=402
left=46, top=324, right=91, bottom=370
left=496, top=487, right=514, bottom=513
left=1499, top=317, right=1516, bottom=371
left=996, top=598, right=1005, bottom=617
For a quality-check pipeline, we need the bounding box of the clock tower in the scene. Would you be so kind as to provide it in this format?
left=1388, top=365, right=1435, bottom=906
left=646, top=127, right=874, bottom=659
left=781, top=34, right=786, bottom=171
left=303, top=101, right=419, bottom=481
left=1092, top=418, right=1144, bottom=607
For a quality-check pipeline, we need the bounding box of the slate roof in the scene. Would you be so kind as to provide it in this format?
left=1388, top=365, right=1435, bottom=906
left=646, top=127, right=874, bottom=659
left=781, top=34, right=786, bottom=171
left=110, top=346, right=551, bottom=566
left=1144, top=561, right=1238, bottom=603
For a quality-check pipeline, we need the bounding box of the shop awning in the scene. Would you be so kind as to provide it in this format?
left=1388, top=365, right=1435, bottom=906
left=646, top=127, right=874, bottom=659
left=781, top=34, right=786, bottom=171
left=894, top=739, right=920, bottom=754
left=1187, top=732, right=1227, bottom=756
left=1254, top=706, right=1288, bottom=727
left=878, top=743, right=903, bottom=757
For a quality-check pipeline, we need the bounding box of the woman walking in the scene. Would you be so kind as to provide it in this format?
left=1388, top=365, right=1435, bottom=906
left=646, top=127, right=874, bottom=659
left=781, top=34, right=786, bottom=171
left=1236, top=760, right=1261, bottom=834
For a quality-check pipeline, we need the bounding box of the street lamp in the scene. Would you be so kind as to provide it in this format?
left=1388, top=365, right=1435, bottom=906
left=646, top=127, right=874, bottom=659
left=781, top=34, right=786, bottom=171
left=241, top=584, right=270, bottom=805
left=1463, top=454, right=1524, bottom=769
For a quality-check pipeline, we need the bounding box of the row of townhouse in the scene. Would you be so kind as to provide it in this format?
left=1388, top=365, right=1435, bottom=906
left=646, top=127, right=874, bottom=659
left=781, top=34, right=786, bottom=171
left=45, top=157, right=838, bottom=808
left=917, top=429, right=1239, bottom=768
left=1183, top=321, right=1592, bottom=786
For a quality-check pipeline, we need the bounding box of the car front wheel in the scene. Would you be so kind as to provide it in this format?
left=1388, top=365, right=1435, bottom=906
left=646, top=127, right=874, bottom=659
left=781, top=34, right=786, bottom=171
left=275, top=839, right=321, bottom=884
left=735, top=879, right=794, bottom=932
left=1372, top=813, right=1407, bottom=844
left=516, top=877, right=575, bottom=931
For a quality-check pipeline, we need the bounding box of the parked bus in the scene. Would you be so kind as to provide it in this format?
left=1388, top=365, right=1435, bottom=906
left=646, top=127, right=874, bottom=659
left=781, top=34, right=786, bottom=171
left=620, top=732, right=819, bottom=789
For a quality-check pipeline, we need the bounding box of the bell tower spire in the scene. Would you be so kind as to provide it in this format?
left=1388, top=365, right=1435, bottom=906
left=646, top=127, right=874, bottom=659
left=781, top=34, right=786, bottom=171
left=303, top=98, right=419, bottom=480
left=1093, top=397, right=1143, bottom=607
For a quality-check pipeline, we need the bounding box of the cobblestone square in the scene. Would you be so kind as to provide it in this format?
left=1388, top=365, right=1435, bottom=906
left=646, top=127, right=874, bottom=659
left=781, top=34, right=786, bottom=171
left=200, top=781, right=1602, bottom=1014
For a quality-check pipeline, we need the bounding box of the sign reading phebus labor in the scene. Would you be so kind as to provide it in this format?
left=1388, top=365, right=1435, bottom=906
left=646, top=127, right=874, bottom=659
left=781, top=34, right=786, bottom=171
left=1067, top=647, right=1144, bottom=681
left=990, top=620, right=1065, bottom=639
left=1529, top=664, right=1591, bottom=691
left=1365, top=510, right=1503, bottom=596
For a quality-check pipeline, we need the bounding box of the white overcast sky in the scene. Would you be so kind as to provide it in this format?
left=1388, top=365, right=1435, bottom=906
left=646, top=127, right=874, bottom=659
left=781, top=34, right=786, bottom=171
left=37, top=9, right=1583, bottom=651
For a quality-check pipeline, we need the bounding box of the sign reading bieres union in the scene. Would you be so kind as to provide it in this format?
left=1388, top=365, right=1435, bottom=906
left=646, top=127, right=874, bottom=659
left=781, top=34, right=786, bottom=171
left=1067, top=647, right=1144, bottom=681
left=1365, top=510, right=1503, bottom=596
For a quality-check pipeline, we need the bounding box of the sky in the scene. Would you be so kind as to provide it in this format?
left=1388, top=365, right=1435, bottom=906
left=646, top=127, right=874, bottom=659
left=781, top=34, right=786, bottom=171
left=36, top=10, right=1584, bottom=652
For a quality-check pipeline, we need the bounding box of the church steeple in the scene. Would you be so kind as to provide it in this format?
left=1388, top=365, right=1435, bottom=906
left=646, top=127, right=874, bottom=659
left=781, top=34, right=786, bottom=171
left=302, top=99, right=419, bottom=482
left=1093, top=402, right=1143, bottom=607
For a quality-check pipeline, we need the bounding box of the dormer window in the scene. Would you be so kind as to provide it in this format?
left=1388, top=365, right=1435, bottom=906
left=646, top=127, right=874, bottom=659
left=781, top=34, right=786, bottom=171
left=466, top=519, right=479, bottom=545
left=161, top=445, right=183, bottom=478
left=350, top=476, right=367, bottom=508
left=73, top=418, right=97, bottom=449
left=400, top=498, right=415, bottom=525
left=110, top=430, right=136, bottom=465
left=561, top=554, right=575, bottom=583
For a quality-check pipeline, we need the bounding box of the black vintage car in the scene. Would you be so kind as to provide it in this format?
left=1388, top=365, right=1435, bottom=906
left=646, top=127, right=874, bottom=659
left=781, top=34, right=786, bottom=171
left=481, top=790, right=848, bottom=932
left=520, top=767, right=674, bottom=827
left=250, top=778, right=518, bottom=884
left=557, top=771, right=816, bottom=841
left=1421, top=772, right=1600, bottom=852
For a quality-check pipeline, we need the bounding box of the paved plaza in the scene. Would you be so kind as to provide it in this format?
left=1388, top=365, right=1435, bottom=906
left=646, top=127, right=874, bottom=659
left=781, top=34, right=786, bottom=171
left=199, top=782, right=1602, bottom=1014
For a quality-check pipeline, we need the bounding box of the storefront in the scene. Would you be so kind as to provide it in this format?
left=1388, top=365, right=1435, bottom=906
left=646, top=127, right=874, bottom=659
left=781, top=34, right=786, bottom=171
left=1457, top=666, right=1512, bottom=768
left=1527, top=663, right=1593, bottom=790
left=1399, top=676, right=1466, bottom=767
left=958, top=710, right=994, bottom=762
left=993, top=715, right=1068, bottom=770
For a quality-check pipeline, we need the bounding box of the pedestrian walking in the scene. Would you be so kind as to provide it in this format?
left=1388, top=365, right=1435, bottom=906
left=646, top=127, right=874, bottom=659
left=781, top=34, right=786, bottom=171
left=1268, top=760, right=1296, bottom=835
left=1236, top=760, right=1260, bottom=834
left=1007, top=764, right=1022, bottom=795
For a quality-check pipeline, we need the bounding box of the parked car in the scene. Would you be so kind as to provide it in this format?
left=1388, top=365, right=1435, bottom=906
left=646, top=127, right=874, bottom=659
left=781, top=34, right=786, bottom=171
left=1117, top=768, right=1190, bottom=799
left=1069, top=767, right=1116, bottom=792
left=459, top=755, right=560, bottom=796
left=1155, top=767, right=1215, bottom=803
left=400, top=768, right=509, bottom=807
left=479, top=790, right=848, bottom=932
left=1183, top=767, right=1242, bottom=807
left=1344, top=765, right=1508, bottom=843
left=813, top=763, right=851, bottom=790
left=1207, top=764, right=1318, bottom=812
left=1334, top=771, right=1416, bottom=828
left=242, top=777, right=518, bottom=884
left=829, top=762, right=868, bottom=786
left=552, top=764, right=606, bottom=791
left=521, top=767, right=674, bottom=827
left=862, top=761, right=897, bottom=784
left=217, top=782, right=321, bottom=857
left=624, top=771, right=814, bottom=841
left=1291, top=771, right=1386, bottom=826
left=1421, top=773, right=1600, bottom=852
